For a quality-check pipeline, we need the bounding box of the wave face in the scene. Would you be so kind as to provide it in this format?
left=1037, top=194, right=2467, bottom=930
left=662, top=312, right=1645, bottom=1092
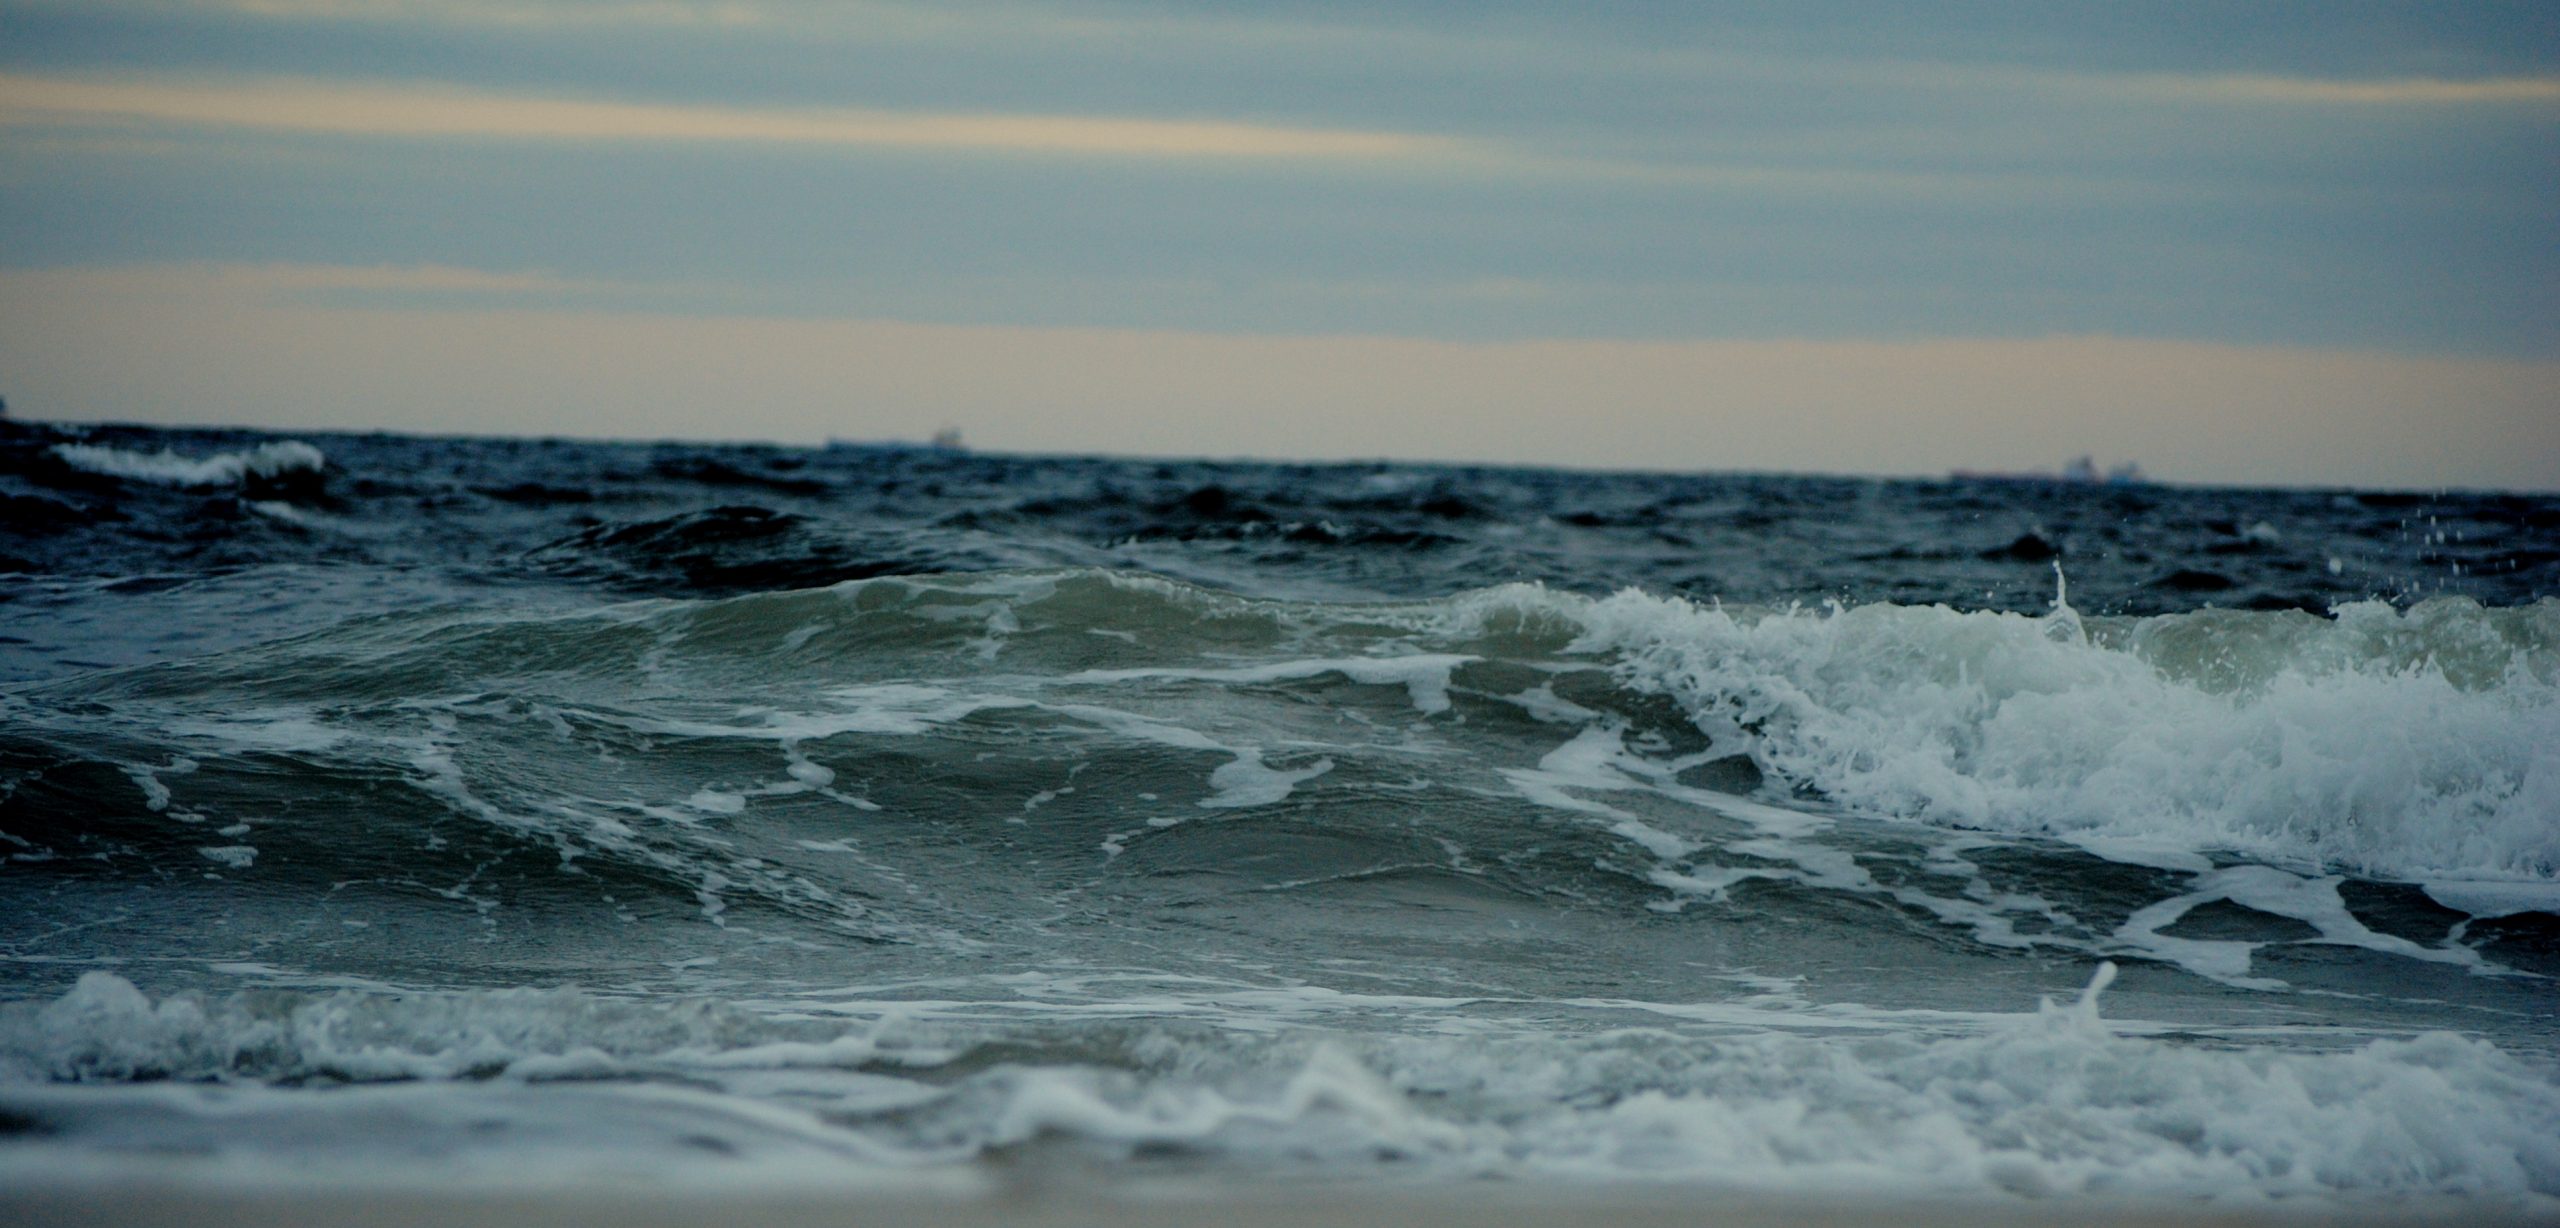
left=1573, top=589, right=2560, bottom=882
left=2, top=422, right=2556, bottom=1207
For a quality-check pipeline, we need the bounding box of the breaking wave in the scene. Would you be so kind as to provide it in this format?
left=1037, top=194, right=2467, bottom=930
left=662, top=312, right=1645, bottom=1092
left=1521, top=586, right=2560, bottom=884
left=3, top=969, right=2555, bottom=1202
left=16, top=570, right=2555, bottom=905
left=48, top=440, right=326, bottom=489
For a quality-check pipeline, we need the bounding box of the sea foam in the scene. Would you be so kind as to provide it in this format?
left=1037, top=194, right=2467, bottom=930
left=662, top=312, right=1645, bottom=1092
left=4, top=971, right=2554, bottom=1204
left=1448, top=587, right=2560, bottom=883
left=49, top=440, right=326, bottom=488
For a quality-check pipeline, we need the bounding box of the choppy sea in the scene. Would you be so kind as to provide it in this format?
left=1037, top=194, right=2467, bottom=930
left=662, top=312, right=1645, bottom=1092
left=2, top=421, right=2554, bottom=1210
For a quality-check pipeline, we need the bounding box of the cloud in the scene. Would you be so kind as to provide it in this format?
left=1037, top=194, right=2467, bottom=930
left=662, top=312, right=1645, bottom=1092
left=0, top=72, right=1474, bottom=162
left=57, top=3, right=2560, bottom=114
left=2125, top=73, right=2560, bottom=107
left=0, top=70, right=2209, bottom=206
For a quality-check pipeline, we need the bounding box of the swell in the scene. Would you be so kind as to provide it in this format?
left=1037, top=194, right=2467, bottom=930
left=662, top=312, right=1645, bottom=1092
left=13, top=423, right=2557, bottom=620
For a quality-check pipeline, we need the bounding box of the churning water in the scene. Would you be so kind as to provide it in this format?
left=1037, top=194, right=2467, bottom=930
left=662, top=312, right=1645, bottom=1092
left=2, top=422, right=2554, bottom=1208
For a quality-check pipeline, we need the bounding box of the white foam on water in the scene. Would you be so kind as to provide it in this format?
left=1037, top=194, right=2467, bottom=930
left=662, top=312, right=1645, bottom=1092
left=1501, top=680, right=1603, bottom=724
left=245, top=499, right=321, bottom=527
left=612, top=684, right=1031, bottom=741
left=961, top=1045, right=1460, bottom=1164
left=1200, top=751, right=1335, bottom=810
left=2424, top=880, right=2560, bottom=919
left=781, top=744, right=836, bottom=788
left=117, top=759, right=186, bottom=812
left=1417, top=967, right=2560, bottom=1202
left=7, top=971, right=2552, bottom=1205
left=683, top=788, right=747, bottom=815
left=1038, top=701, right=1333, bottom=814
left=1497, top=723, right=1697, bottom=859
left=1474, top=716, right=2105, bottom=958
left=1441, top=587, right=2560, bottom=885
left=169, top=710, right=351, bottom=755
left=2114, top=866, right=2490, bottom=990
left=49, top=441, right=326, bottom=488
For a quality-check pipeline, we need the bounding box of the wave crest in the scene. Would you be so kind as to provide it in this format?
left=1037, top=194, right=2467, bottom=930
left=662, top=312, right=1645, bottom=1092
left=1533, top=588, right=2560, bottom=881
left=49, top=441, right=325, bottom=490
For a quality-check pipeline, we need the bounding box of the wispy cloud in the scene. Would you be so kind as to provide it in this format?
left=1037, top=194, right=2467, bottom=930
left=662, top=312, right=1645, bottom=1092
left=0, top=71, right=2174, bottom=205
left=2094, top=72, right=2560, bottom=107
left=0, top=72, right=1472, bottom=162
left=1782, top=57, right=2560, bottom=111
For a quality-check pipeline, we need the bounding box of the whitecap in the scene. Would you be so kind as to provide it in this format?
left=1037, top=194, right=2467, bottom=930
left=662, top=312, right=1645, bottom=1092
left=50, top=441, right=325, bottom=489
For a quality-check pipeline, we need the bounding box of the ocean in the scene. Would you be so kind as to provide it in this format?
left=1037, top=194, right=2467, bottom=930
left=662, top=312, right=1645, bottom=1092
left=1, top=420, right=2554, bottom=1212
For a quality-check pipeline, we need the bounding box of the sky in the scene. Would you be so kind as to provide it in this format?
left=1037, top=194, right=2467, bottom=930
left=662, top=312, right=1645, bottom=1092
left=0, top=1, right=2553, bottom=488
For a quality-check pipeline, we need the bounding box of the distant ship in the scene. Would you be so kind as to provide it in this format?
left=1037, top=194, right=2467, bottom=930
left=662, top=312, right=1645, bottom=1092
left=1950, top=455, right=2145, bottom=485
left=825, top=427, right=967, bottom=454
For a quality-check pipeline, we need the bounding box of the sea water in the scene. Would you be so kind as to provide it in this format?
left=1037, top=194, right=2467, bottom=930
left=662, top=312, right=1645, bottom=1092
left=1, top=422, right=2554, bottom=1208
